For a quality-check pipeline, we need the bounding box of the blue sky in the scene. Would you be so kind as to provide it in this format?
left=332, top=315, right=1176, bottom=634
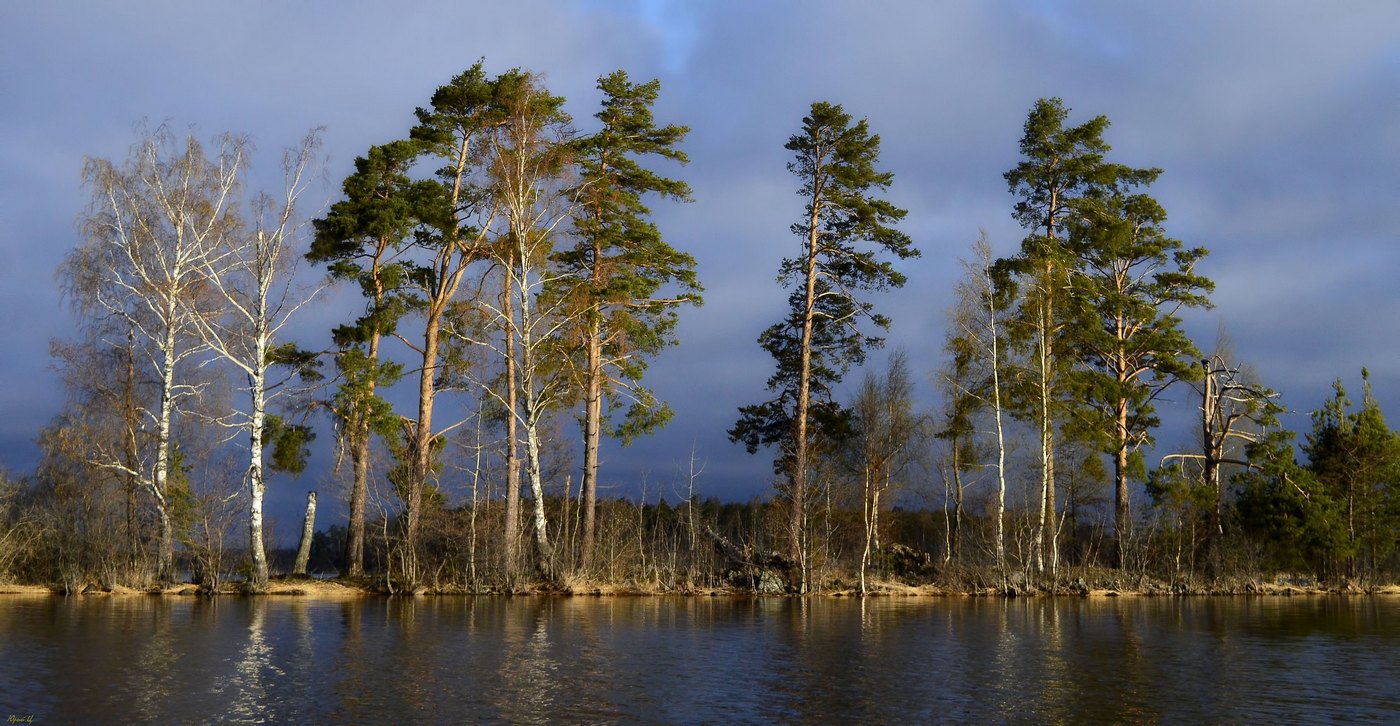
left=3, top=1, right=1400, bottom=544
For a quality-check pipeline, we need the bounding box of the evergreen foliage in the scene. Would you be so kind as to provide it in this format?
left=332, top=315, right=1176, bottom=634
left=730, top=101, right=916, bottom=589
left=997, top=97, right=1212, bottom=566
left=557, top=70, right=699, bottom=569
left=15, top=73, right=1400, bottom=592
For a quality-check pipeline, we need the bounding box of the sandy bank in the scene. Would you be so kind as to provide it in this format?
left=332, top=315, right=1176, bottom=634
left=1, top=578, right=1396, bottom=599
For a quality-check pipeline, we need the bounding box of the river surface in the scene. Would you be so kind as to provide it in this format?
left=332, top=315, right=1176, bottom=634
left=1, top=594, right=1397, bottom=723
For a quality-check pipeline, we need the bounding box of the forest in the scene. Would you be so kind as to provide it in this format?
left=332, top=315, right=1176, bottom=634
left=1, top=61, right=1397, bottom=596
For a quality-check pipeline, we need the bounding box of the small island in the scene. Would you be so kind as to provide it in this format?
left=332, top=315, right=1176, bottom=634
left=3, top=62, right=1397, bottom=604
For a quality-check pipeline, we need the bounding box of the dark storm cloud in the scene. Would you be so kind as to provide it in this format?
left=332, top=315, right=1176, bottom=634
left=4, top=1, right=1400, bottom=534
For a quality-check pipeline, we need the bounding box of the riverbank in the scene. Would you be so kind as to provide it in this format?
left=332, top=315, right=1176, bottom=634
left=3, top=577, right=1398, bottom=598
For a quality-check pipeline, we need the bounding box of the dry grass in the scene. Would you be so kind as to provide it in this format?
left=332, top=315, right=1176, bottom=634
left=259, top=579, right=373, bottom=599
left=1, top=573, right=1397, bottom=598
left=0, top=583, right=55, bottom=595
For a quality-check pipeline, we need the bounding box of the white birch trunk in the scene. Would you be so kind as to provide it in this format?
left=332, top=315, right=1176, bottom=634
left=983, top=260, right=1008, bottom=570
left=525, top=413, right=553, bottom=568
left=1034, top=308, right=1051, bottom=575
left=515, top=234, right=555, bottom=572
left=248, top=362, right=269, bottom=589
left=293, top=491, right=316, bottom=576
left=154, top=319, right=179, bottom=583
left=860, top=472, right=873, bottom=596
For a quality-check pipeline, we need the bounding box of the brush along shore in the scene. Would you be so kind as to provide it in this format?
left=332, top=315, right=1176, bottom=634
left=2, top=574, right=1397, bottom=598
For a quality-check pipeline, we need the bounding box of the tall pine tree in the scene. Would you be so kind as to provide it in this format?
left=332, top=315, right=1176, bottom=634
left=559, top=70, right=699, bottom=572
left=730, top=101, right=915, bottom=592
left=1064, top=184, right=1213, bottom=567
left=998, top=97, right=1154, bottom=571
left=308, top=140, right=423, bottom=577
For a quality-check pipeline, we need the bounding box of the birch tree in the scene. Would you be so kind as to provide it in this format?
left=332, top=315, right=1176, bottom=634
left=939, top=233, right=1012, bottom=567
left=848, top=351, right=923, bottom=594
left=485, top=70, right=576, bottom=576
left=194, top=131, right=324, bottom=590
left=442, top=68, right=581, bottom=579
left=67, top=125, right=244, bottom=583
left=730, top=101, right=916, bottom=592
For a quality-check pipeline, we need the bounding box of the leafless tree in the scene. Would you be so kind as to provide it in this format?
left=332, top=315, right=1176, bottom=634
left=941, top=234, right=1013, bottom=567
left=67, top=125, right=244, bottom=583
left=191, top=131, right=324, bottom=589
left=1161, top=335, right=1280, bottom=559
left=848, top=351, right=924, bottom=594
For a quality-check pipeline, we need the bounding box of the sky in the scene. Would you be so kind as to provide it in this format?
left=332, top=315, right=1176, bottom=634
left=3, top=1, right=1400, bottom=543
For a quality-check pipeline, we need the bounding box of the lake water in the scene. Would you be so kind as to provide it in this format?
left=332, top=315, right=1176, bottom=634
left=1, top=594, right=1397, bottom=723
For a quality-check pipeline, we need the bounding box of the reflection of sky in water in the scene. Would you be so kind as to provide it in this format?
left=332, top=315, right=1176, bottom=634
left=0, top=596, right=1398, bottom=722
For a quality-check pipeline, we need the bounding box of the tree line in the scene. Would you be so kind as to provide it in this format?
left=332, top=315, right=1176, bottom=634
left=0, top=63, right=1395, bottom=593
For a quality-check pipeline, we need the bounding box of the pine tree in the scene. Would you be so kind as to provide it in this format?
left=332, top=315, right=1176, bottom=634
left=396, top=62, right=505, bottom=577
left=730, top=101, right=916, bottom=592
left=1304, top=371, right=1400, bottom=580
left=1063, top=183, right=1214, bottom=567
left=998, top=97, right=1156, bottom=571
left=1235, top=428, right=1346, bottom=578
left=560, top=70, right=699, bottom=572
left=314, top=62, right=503, bottom=581
left=308, top=140, right=423, bottom=577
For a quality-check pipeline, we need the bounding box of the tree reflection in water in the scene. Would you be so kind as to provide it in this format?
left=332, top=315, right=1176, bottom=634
left=2, top=595, right=1397, bottom=722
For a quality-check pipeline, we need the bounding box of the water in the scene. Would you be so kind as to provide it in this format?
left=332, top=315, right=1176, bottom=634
left=2, top=594, right=1397, bottom=723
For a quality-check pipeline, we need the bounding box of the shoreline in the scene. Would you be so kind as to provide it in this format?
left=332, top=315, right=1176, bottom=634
left=2, top=579, right=1397, bottom=600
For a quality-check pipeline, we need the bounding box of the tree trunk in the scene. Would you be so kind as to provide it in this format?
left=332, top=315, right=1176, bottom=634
left=1115, top=395, right=1131, bottom=568
left=580, top=320, right=602, bottom=572
left=122, top=328, right=142, bottom=572
left=294, top=491, right=316, bottom=576
left=526, top=414, right=554, bottom=575
left=405, top=311, right=442, bottom=580
left=791, top=202, right=822, bottom=594
left=346, top=332, right=381, bottom=579
left=951, top=463, right=964, bottom=565
left=248, top=365, right=269, bottom=591
left=154, top=321, right=178, bottom=585
left=514, top=236, right=554, bottom=579
left=347, top=424, right=369, bottom=577
left=1034, top=296, right=1052, bottom=575
left=468, top=403, right=484, bottom=587
left=503, top=285, right=521, bottom=583
left=347, top=246, right=389, bottom=579
left=860, top=472, right=873, bottom=596
left=1199, top=359, right=1221, bottom=571
left=986, top=264, right=1008, bottom=570
left=157, top=508, right=174, bottom=586
left=1038, top=202, right=1061, bottom=579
